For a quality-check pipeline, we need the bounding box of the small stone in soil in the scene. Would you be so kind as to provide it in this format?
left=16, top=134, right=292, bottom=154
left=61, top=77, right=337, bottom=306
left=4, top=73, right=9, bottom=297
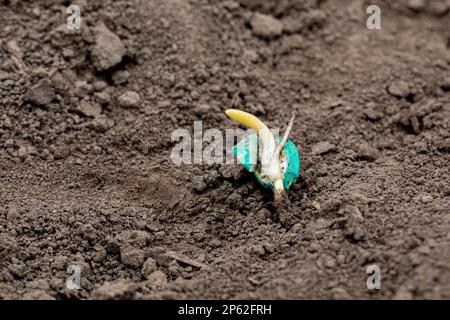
left=146, top=270, right=167, bottom=288
left=117, top=91, right=141, bottom=108
left=25, top=78, right=55, bottom=106
left=311, top=141, right=336, bottom=155
left=17, top=146, right=28, bottom=159
left=91, top=22, right=126, bottom=71
left=387, top=80, right=411, bottom=98
left=0, top=70, right=10, bottom=81
left=94, top=91, right=111, bottom=104
left=112, top=70, right=130, bottom=85
left=281, top=34, right=305, bottom=51
left=192, top=175, right=207, bottom=192
left=406, top=0, right=426, bottom=11
left=79, top=100, right=102, bottom=117
left=88, top=115, right=115, bottom=132
left=357, top=144, right=380, bottom=161
left=250, top=13, right=283, bottom=39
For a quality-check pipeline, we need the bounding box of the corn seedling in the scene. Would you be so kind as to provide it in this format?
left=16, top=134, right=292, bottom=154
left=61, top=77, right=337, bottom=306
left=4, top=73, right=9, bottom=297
left=225, top=109, right=300, bottom=213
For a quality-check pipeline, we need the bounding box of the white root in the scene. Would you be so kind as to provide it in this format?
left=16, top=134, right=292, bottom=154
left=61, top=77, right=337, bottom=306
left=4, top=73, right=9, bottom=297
left=274, top=112, right=296, bottom=158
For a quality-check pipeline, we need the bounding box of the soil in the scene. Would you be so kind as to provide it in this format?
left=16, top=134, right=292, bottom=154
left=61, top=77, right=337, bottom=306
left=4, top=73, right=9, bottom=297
left=1, top=0, right=449, bottom=300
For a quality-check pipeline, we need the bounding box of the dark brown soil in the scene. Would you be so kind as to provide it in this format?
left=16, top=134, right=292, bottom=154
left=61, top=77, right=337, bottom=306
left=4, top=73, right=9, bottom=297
left=1, top=0, right=449, bottom=299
